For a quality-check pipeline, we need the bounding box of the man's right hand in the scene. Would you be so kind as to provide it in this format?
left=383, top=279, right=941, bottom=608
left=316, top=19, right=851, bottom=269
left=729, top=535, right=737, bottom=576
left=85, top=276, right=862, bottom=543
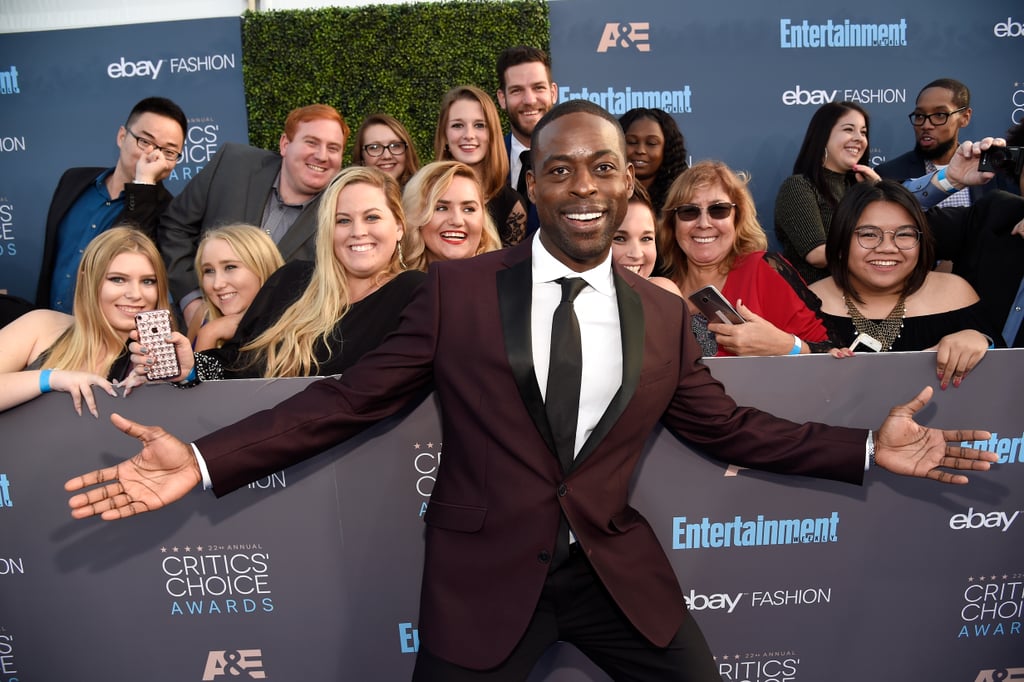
left=65, top=413, right=202, bottom=520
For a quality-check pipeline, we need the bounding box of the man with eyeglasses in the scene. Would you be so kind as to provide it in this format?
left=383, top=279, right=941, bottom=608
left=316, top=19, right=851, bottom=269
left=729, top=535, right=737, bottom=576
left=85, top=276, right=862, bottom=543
left=36, top=96, right=187, bottom=313
left=877, top=79, right=1018, bottom=209
left=158, top=104, right=349, bottom=327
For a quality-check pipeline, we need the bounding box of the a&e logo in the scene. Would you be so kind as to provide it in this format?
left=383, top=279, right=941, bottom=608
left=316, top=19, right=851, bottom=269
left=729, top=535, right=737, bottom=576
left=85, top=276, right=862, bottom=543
left=597, top=22, right=651, bottom=52
left=202, top=649, right=266, bottom=679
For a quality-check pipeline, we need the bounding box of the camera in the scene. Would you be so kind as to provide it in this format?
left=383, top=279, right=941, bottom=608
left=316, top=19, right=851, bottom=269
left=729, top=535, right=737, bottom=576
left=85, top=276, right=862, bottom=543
left=977, top=146, right=1024, bottom=177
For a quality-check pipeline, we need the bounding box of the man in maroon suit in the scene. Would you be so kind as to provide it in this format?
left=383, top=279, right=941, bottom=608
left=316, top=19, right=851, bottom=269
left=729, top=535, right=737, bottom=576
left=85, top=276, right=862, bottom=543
left=67, top=100, right=995, bottom=681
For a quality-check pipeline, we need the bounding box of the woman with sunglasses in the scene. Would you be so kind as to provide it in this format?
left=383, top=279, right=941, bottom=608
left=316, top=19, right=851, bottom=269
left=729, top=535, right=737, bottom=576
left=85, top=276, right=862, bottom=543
left=809, top=181, right=997, bottom=388
left=352, top=113, right=421, bottom=188
left=660, top=160, right=832, bottom=357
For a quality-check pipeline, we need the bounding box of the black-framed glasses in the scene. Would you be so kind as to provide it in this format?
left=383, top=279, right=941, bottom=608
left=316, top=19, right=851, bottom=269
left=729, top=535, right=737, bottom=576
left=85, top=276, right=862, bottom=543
left=854, top=227, right=921, bottom=250
left=908, top=106, right=967, bottom=127
left=126, top=128, right=182, bottom=162
left=362, top=141, right=407, bottom=157
left=673, top=202, right=736, bottom=222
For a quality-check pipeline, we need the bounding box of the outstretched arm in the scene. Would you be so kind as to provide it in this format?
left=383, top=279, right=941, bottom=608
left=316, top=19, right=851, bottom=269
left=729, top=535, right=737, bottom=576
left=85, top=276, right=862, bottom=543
left=65, top=413, right=201, bottom=520
left=872, top=386, right=997, bottom=484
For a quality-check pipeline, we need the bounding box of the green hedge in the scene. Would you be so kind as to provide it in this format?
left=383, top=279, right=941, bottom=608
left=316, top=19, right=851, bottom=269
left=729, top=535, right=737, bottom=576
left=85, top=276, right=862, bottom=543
left=241, top=0, right=549, bottom=164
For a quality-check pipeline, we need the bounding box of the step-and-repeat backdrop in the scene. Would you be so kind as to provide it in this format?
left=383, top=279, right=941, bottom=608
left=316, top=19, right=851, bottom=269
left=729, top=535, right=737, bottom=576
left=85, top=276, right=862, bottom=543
left=0, top=17, right=248, bottom=301
left=549, top=0, right=1024, bottom=245
left=1, top=350, right=1020, bottom=681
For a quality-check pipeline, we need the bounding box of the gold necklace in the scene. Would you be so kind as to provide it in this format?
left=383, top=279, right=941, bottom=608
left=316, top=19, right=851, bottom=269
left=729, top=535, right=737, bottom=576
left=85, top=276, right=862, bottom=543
left=843, top=293, right=907, bottom=352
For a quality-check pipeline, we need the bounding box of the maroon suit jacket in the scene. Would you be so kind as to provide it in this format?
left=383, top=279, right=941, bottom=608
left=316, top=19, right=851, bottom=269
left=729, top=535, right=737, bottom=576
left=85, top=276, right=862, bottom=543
left=197, top=240, right=867, bottom=670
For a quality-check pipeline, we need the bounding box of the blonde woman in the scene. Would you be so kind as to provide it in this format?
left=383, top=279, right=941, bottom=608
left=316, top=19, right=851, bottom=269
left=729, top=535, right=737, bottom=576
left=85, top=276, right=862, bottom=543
left=0, top=227, right=172, bottom=415
left=401, top=161, right=501, bottom=271
left=434, top=85, right=527, bottom=247
left=188, top=224, right=284, bottom=351
left=162, top=166, right=425, bottom=380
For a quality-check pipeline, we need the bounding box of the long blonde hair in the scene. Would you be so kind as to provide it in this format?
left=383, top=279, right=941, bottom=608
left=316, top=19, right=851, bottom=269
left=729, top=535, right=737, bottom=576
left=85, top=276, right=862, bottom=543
left=433, top=85, right=509, bottom=202
left=46, top=227, right=171, bottom=375
left=188, top=224, right=284, bottom=341
left=241, top=167, right=406, bottom=377
left=401, top=161, right=500, bottom=272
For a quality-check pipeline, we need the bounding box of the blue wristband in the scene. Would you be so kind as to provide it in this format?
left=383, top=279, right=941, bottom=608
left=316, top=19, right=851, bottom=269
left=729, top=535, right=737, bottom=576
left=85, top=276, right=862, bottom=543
left=788, top=336, right=803, bottom=355
left=935, top=167, right=957, bottom=193
left=39, top=369, right=53, bottom=393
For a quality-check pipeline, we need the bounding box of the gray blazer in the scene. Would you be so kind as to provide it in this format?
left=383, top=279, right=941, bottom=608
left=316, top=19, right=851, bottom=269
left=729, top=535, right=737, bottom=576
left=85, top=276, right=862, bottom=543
left=158, top=142, right=321, bottom=302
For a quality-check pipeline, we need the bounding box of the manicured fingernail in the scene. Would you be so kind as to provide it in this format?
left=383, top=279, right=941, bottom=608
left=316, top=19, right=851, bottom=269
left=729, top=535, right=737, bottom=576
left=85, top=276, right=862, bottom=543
left=953, top=377, right=962, bottom=388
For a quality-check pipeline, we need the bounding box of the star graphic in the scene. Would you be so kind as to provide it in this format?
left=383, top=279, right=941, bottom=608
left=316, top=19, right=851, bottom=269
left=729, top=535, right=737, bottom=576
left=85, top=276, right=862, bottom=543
left=172, top=546, right=179, bottom=553
left=160, top=546, right=168, bottom=553
left=427, top=442, right=434, bottom=449
left=184, top=546, right=191, bottom=552
left=413, top=442, right=421, bottom=449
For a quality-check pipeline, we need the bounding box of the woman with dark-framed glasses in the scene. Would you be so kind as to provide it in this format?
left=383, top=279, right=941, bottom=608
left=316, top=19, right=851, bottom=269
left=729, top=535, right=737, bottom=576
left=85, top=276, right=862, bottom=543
left=810, top=180, right=998, bottom=388
left=659, top=160, right=833, bottom=357
left=351, top=113, right=421, bottom=187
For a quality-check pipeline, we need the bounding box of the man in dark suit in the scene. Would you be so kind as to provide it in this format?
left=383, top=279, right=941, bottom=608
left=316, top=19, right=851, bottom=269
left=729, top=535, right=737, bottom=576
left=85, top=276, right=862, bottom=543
left=36, top=97, right=186, bottom=312
left=67, top=101, right=995, bottom=681
left=877, top=78, right=1018, bottom=206
left=158, top=104, right=348, bottom=326
left=496, top=46, right=558, bottom=237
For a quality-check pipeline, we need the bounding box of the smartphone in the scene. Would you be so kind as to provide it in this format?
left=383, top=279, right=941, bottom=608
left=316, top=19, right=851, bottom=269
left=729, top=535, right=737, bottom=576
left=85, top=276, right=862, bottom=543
left=687, top=285, right=745, bottom=325
left=135, top=310, right=181, bottom=381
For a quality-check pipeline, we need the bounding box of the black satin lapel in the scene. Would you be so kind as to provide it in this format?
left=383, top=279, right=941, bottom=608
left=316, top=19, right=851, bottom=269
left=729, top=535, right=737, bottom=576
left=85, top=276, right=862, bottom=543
left=573, top=272, right=644, bottom=468
left=497, top=258, right=556, bottom=453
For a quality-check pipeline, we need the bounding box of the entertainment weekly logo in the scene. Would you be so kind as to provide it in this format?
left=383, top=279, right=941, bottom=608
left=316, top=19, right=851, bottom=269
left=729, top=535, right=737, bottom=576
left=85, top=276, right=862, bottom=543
left=718, top=651, right=803, bottom=681
left=0, top=66, right=19, bottom=95
left=957, top=573, right=1024, bottom=640
left=558, top=84, right=692, bottom=116
left=159, top=543, right=275, bottom=617
left=779, top=17, right=907, bottom=48
left=671, top=511, right=840, bottom=550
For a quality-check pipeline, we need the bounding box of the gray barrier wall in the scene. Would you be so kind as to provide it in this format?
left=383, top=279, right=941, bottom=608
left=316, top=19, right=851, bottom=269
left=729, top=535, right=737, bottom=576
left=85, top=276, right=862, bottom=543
left=1, top=350, right=1021, bottom=681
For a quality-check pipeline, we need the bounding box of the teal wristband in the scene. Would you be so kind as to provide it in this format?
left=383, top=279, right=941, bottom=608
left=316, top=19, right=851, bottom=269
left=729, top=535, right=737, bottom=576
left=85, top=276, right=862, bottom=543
left=788, top=336, right=802, bottom=355
left=935, top=167, right=957, bottom=193
left=39, top=369, right=53, bottom=393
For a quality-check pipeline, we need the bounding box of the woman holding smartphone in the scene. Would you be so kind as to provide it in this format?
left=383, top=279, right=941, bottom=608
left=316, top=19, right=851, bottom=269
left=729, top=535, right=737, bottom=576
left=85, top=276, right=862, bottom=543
left=659, top=160, right=832, bottom=357
left=0, top=227, right=173, bottom=415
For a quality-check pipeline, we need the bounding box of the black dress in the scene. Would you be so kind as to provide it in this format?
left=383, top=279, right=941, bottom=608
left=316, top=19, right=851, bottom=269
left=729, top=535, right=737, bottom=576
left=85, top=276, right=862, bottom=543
left=199, top=261, right=426, bottom=378
left=820, top=301, right=1002, bottom=352
left=487, top=185, right=527, bottom=248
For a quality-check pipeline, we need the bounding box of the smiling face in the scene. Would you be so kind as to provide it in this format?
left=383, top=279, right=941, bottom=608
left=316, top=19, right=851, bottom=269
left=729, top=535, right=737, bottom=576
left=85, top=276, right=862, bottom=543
left=279, top=117, right=346, bottom=202
left=624, top=117, right=665, bottom=187
left=528, top=111, right=634, bottom=272
left=199, top=238, right=264, bottom=317
left=823, top=110, right=868, bottom=173
left=99, top=252, right=159, bottom=339
left=332, top=182, right=404, bottom=284
left=612, top=201, right=659, bottom=277
left=673, top=182, right=737, bottom=270
left=359, top=123, right=407, bottom=182
left=444, top=98, right=489, bottom=167
left=421, top=175, right=485, bottom=263
left=846, top=200, right=918, bottom=297
left=497, top=61, right=557, bottom=145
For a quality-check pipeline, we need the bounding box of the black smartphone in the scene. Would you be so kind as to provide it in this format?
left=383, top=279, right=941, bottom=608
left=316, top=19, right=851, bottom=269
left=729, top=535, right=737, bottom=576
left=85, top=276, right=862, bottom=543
left=135, top=310, right=181, bottom=381
left=687, top=285, right=745, bottom=325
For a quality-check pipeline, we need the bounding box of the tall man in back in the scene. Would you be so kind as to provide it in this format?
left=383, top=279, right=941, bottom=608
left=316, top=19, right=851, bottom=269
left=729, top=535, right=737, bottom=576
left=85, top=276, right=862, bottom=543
left=37, top=96, right=186, bottom=312
left=496, top=45, right=557, bottom=236
left=67, top=100, right=996, bottom=681
left=158, top=104, right=348, bottom=325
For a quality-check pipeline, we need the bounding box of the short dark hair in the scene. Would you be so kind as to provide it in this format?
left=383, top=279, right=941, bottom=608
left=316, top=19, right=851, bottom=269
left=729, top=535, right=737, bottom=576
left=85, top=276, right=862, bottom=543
left=917, top=78, right=970, bottom=109
left=826, top=180, right=934, bottom=303
left=496, top=45, right=551, bottom=91
left=126, top=97, right=187, bottom=140
left=792, top=101, right=870, bottom=207
left=530, top=100, right=625, bottom=165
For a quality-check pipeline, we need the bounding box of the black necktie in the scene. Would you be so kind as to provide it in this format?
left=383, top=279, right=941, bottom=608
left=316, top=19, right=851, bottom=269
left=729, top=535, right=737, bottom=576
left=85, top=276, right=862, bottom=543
left=545, top=277, right=587, bottom=473
left=517, top=149, right=532, bottom=197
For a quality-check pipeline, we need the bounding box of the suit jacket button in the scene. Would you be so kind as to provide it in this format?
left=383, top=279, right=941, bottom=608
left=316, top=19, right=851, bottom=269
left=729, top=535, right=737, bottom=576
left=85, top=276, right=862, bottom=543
left=537, top=550, right=551, bottom=563
left=557, top=483, right=567, bottom=497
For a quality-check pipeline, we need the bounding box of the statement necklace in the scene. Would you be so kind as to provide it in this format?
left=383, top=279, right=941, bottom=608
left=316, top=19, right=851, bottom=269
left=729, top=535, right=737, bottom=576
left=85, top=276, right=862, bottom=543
left=843, top=293, right=907, bottom=352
